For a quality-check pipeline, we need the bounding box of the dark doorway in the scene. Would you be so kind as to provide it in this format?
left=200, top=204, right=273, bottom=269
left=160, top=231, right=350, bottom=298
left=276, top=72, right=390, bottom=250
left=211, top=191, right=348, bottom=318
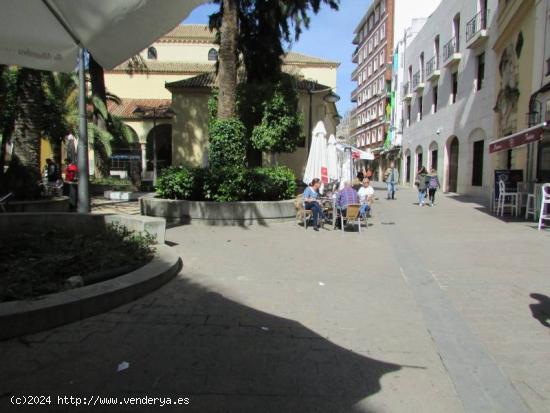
left=146, top=124, right=172, bottom=173
left=406, top=155, right=411, bottom=183
left=417, top=152, right=423, bottom=172
left=431, top=149, right=438, bottom=171
left=537, top=137, right=550, bottom=182
left=448, top=137, right=459, bottom=192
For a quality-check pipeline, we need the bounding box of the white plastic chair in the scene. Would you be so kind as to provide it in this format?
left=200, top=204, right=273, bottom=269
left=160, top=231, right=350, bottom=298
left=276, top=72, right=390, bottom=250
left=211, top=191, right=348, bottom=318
left=496, top=179, right=518, bottom=217
left=525, top=193, right=536, bottom=220
left=538, top=184, right=550, bottom=230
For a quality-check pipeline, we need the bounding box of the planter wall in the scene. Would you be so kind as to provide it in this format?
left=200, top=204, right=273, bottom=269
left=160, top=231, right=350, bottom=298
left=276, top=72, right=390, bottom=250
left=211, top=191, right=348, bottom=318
left=0, top=213, right=166, bottom=244
left=141, top=197, right=296, bottom=225
left=6, top=196, right=70, bottom=213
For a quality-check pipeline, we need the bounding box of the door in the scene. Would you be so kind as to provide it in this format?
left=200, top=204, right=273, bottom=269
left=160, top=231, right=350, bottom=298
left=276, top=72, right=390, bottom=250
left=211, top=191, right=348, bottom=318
left=448, top=137, right=459, bottom=192
left=406, top=155, right=411, bottom=183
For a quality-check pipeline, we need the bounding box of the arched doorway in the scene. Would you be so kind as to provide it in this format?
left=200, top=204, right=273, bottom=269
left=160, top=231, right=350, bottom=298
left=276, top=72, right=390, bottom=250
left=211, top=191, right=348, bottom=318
left=447, top=136, right=459, bottom=192
left=146, top=124, right=172, bottom=178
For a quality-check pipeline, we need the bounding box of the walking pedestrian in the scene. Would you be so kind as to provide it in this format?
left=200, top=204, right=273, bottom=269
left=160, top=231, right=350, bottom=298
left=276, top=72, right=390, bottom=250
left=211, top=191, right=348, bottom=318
left=427, top=168, right=441, bottom=207
left=383, top=161, right=399, bottom=200
left=415, top=166, right=429, bottom=207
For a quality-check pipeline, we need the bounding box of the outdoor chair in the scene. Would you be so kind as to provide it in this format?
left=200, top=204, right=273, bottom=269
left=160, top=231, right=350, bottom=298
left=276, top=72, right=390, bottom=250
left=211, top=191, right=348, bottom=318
left=294, top=195, right=312, bottom=229
left=496, top=179, right=518, bottom=217
left=340, top=204, right=364, bottom=234
left=0, top=192, right=13, bottom=213
left=538, top=184, right=550, bottom=230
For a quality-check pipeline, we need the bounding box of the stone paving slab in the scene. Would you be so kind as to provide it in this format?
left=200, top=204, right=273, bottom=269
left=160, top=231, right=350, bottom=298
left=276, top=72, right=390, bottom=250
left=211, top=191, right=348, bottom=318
left=0, top=184, right=549, bottom=412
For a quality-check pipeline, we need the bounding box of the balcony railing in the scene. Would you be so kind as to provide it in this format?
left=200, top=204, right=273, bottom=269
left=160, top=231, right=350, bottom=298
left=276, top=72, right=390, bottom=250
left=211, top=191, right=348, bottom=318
left=402, top=81, right=410, bottom=96
left=425, top=56, right=439, bottom=78
left=443, top=37, right=459, bottom=62
left=412, top=71, right=422, bottom=89
left=466, top=10, right=488, bottom=42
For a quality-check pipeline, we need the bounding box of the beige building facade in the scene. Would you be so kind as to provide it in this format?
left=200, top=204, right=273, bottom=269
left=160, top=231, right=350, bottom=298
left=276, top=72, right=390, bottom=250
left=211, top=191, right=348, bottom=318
left=103, top=25, right=340, bottom=180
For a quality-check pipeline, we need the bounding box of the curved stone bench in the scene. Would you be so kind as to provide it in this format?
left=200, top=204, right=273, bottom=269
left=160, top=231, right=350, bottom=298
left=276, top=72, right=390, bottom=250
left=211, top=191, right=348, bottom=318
left=140, top=197, right=296, bottom=225
left=0, top=245, right=181, bottom=340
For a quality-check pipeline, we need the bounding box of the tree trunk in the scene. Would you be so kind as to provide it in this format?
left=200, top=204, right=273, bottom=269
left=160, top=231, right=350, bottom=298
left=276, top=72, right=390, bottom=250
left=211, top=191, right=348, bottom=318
left=11, top=68, right=43, bottom=176
left=89, top=54, right=109, bottom=178
left=217, top=0, right=238, bottom=119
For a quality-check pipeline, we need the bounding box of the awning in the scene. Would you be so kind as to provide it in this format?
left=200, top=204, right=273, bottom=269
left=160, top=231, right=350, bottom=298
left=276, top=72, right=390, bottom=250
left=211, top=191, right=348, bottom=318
left=489, top=124, right=546, bottom=154
left=0, top=0, right=208, bottom=72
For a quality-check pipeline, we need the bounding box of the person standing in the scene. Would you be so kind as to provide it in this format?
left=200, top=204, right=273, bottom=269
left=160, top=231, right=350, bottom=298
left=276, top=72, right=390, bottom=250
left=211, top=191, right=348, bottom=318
left=45, top=159, right=60, bottom=182
left=427, top=168, right=441, bottom=207
left=64, top=158, right=78, bottom=182
left=303, top=178, right=326, bottom=231
left=383, top=161, right=399, bottom=200
left=415, top=166, right=429, bottom=207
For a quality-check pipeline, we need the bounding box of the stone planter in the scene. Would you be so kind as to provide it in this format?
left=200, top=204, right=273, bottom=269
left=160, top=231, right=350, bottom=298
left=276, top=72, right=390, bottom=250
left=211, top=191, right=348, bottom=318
left=6, top=196, right=70, bottom=212
left=140, top=197, right=296, bottom=226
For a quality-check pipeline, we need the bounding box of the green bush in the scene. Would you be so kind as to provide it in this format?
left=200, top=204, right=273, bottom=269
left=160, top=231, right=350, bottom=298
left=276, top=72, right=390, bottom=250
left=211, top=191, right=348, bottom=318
left=247, top=166, right=296, bottom=201
left=208, top=118, right=246, bottom=170
left=155, top=165, right=296, bottom=202
left=155, top=166, right=194, bottom=200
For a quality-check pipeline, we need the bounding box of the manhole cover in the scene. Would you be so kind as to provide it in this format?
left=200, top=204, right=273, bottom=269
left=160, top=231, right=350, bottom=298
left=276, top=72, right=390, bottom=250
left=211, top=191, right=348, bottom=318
left=381, top=222, right=396, bottom=225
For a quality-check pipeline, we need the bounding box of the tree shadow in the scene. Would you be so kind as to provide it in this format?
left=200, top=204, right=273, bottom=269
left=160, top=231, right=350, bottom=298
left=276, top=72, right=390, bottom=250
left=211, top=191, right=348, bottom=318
left=0, top=277, right=403, bottom=413
left=529, top=293, right=550, bottom=328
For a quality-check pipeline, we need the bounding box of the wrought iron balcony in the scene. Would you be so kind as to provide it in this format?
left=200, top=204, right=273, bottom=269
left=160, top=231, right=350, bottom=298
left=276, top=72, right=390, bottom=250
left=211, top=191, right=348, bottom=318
left=412, top=71, right=424, bottom=92
left=425, top=56, right=440, bottom=81
left=442, top=37, right=461, bottom=67
left=402, top=81, right=412, bottom=101
left=466, top=10, right=489, bottom=48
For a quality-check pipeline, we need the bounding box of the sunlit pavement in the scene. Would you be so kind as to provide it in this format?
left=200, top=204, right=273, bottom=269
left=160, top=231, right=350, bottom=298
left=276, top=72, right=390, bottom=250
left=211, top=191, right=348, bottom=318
left=1, top=184, right=549, bottom=412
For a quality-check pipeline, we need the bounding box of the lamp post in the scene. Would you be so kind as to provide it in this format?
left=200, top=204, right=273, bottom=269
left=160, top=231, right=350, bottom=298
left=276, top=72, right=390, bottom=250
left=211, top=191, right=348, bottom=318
left=133, top=105, right=175, bottom=186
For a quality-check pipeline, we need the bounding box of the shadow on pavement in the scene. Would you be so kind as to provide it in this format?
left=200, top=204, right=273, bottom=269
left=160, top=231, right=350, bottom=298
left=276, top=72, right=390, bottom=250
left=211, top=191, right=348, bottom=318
left=0, top=277, right=402, bottom=413
left=529, top=293, right=550, bottom=328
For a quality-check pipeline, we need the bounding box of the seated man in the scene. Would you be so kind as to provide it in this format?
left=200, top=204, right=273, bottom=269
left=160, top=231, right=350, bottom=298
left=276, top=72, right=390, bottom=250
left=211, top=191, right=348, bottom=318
left=358, top=178, right=374, bottom=217
left=303, top=178, right=326, bottom=231
left=336, top=181, right=359, bottom=220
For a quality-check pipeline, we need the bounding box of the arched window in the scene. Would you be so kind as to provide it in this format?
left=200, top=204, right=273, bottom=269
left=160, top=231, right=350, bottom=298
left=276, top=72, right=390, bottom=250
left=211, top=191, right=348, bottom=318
left=147, top=47, right=157, bottom=60
left=208, top=48, right=218, bottom=61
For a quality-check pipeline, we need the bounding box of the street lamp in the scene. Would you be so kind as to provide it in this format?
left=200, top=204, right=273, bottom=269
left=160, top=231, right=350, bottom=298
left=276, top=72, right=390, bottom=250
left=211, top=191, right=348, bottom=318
left=132, top=105, right=175, bottom=186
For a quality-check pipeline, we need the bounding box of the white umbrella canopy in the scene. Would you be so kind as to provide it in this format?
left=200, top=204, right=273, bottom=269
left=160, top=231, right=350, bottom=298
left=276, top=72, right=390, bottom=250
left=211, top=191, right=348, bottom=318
left=303, top=121, right=328, bottom=189
left=0, top=0, right=208, bottom=72
left=326, top=134, right=340, bottom=183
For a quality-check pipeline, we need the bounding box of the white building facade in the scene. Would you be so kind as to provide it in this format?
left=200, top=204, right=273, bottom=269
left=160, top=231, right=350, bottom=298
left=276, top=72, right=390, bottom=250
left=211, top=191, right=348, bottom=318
left=400, top=0, right=497, bottom=200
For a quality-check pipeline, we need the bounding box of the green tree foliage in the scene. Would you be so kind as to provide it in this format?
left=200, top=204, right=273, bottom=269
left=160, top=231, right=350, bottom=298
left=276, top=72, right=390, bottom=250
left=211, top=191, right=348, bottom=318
left=209, top=0, right=339, bottom=83
left=250, top=76, right=303, bottom=153
left=208, top=118, right=246, bottom=170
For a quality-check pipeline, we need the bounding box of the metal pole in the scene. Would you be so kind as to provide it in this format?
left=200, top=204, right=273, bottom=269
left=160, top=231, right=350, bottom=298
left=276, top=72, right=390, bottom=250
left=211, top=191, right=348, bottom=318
left=77, top=48, right=90, bottom=213
left=153, top=113, right=157, bottom=186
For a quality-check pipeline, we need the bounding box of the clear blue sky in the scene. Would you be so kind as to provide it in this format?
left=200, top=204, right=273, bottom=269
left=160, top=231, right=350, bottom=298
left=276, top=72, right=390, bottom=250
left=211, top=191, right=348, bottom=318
left=183, top=2, right=365, bottom=115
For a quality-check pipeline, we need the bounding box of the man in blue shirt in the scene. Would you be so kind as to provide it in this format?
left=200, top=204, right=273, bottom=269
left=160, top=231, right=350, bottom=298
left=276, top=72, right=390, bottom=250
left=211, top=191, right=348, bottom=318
left=303, top=178, right=326, bottom=231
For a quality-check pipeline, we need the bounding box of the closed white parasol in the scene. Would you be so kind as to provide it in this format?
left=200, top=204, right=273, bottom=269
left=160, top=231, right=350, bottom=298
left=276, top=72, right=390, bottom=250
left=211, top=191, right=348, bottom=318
left=303, top=121, right=328, bottom=192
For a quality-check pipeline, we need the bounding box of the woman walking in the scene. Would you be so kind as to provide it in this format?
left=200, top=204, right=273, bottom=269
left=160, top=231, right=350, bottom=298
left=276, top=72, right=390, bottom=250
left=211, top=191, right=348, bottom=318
left=427, top=168, right=441, bottom=207
left=415, top=166, right=429, bottom=207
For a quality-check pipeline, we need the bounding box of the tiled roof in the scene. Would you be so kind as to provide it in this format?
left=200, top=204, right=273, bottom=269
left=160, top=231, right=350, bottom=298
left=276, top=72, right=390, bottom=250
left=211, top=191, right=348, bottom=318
left=284, top=51, right=339, bottom=66
left=108, top=98, right=172, bottom=119
left=160, top=24, right=216, bottom=42
left=166, top=72, right=332, bottom=92
left=107, top=60, right=215, bottom=74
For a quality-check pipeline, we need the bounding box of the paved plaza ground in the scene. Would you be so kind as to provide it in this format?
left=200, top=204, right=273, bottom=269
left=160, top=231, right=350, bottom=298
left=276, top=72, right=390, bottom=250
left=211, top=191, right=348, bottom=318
left=1, top=184, right=549, bottom=412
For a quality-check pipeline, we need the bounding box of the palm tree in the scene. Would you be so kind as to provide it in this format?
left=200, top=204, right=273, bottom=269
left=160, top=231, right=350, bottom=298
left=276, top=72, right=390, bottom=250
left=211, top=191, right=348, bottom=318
left=11, top=68, right=43, bottom=176
left=216, top=0, right=239, bottom=119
